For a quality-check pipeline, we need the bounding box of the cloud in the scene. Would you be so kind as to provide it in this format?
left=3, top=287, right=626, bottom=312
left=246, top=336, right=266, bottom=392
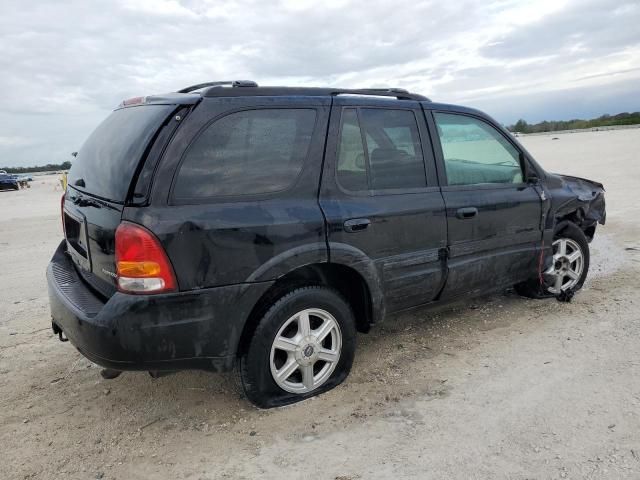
left=119, top=0, right=199, bottom=17
left=467, top=77, right=640, bottom=125
left=481, top=0, right=640, bottom=59
left=0, top=136, right=35, bottom=147
left=0, top=0, right=639, bottom=167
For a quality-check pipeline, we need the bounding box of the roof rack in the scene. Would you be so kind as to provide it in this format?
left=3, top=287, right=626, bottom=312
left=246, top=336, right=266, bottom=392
left=196, top=84, right=430, bottom=101
left=177, top=80, right=258, bottom=93
left=333, top=87, right=428, bottom=101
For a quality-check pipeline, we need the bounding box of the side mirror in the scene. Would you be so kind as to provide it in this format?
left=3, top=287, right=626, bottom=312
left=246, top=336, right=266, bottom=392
left=519, top=152, right=538, bottom=184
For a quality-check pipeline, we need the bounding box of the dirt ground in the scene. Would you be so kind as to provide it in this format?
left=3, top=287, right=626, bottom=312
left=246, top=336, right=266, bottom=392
left=1, top=128, right=639, bottom=479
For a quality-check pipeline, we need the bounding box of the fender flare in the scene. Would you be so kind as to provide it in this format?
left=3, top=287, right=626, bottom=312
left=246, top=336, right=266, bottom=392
left=244, top=242, right=328, bottom=283
left=244, top=242, right=386, bottom=325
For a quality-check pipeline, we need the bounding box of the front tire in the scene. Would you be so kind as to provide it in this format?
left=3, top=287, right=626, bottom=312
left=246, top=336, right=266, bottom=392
left=515, top=222, right=590, bottom=298
left=239, top=286, right=356, bottom=408
left=545, top=226, right=589, bottom=294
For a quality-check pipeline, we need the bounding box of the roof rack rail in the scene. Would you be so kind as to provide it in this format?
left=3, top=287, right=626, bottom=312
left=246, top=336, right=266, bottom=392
left=360, top=87, right=409, bottom=94
left=201, top=86, right=430, bottom=101
left=332, top=88, right=429, bottom=101
left=177, top=80, right=258, bottom=93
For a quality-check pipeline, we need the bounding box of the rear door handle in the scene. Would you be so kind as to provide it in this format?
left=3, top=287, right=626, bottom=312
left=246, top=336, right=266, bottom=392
left=456, top=207, right=478, bottom=219
left=344, top=218, right=371, bottom=232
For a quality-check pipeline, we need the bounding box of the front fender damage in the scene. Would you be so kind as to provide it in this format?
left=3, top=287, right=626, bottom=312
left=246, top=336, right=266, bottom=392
left=550, top=174, right=606, bottom=232
left=530, top=173, right=607, bottom=302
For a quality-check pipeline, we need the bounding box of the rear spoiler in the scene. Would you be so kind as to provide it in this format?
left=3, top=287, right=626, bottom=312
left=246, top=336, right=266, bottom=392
left=117, top=93, right=201, bottom=109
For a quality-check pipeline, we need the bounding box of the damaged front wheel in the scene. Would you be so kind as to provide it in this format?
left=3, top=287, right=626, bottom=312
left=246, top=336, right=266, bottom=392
left=545, top=236, right=585, bottom=294
left=546, top=223, right=590, bottom=297
left=515, top=222, right=590, bottom=299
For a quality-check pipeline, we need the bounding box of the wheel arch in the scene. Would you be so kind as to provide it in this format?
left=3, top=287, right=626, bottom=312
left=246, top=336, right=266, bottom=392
left=236, top=259, right=383, bottom=358
left=554, top=212, right=597, bottom=239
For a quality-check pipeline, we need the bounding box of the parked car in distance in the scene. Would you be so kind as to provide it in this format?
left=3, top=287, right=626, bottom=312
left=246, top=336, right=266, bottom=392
left=47, top=81, right=606, bottom=407
left=15, top=176, right=30, bottom=188
left=0, top=172, right=20, bottom=191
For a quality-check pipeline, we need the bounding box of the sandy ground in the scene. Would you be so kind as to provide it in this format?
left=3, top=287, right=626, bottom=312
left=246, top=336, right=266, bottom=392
left=1, top=128, right=639, bottom=479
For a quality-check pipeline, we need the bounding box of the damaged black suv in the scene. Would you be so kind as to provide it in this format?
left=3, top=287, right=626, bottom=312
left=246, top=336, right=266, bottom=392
left=47, top=81, right=606, bottom=407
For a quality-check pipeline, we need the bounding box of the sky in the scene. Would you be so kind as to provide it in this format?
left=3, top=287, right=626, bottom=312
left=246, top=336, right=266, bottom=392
left=1, top=0, right=639, bottom=167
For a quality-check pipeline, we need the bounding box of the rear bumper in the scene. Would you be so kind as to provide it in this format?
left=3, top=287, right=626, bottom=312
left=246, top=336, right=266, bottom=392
left=46, top=241, right=272, bottom=372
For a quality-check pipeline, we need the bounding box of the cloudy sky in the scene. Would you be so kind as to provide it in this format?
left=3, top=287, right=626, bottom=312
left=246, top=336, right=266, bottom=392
left=1, top=0, right=639, bottom=167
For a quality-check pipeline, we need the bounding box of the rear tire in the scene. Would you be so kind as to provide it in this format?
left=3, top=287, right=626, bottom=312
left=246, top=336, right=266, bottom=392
left=239, top=286, right=356, bottom=408
left=515, top=222, right=590, bottom=298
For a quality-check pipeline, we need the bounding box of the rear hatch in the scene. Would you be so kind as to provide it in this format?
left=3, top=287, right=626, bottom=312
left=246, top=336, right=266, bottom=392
left=63, top=104, right=178, bottom=298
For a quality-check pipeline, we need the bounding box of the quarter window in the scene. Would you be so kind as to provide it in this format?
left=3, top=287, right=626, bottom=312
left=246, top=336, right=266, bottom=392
left=434, top=113, right=523, bottom=186
left=173, top=109, right=316, bottom=200
left=336, top=108, right=427, bottom=192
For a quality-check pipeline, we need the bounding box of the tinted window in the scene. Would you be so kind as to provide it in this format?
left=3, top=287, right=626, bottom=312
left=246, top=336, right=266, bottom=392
left=69, top=105, right=173, bottom=201
left=336, top=108, right=426, bottom=192
left=174, top=109, right=316, bottom=199
left=336, top=109, right=368, bottom=191
left=434, top=113, right=523, bottom=186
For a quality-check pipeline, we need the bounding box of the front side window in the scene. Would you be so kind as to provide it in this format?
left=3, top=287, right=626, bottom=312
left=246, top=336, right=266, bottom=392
left=173, top=109, right=316, bottom=200
left=434, top=113, right=523, bottom=186
left=336, top=108, right=427, bottom=192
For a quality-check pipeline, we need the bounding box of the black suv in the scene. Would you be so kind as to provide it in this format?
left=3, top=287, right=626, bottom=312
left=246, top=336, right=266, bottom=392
left=47, top=81, right=606, bottom=407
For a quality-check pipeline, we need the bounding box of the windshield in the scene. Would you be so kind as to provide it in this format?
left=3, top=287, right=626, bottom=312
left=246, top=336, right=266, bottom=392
left=68, top=105, right=173, bottom=201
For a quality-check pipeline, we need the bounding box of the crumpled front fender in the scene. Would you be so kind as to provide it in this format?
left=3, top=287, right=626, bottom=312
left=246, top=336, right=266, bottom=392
left=547, top=173, right=606, bottom=228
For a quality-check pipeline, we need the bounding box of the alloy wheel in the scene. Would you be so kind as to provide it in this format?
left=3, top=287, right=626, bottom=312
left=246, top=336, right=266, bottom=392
left=545, top=237, right=584, bottom=294
left=269, top=308, right=342, bottom=394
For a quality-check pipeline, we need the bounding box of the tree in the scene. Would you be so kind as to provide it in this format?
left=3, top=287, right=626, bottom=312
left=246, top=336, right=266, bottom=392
left=507, top=111, right=640, bottom=134
left=513, top=119, right=529, bottom=133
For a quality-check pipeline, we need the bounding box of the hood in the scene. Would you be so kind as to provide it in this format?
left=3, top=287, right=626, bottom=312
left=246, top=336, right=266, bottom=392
left=555, top=173, right=604, bottom=193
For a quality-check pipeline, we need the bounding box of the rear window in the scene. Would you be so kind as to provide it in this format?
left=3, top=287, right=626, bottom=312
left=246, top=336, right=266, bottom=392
left=68, top=105, right=173, bottom=201
left=172, top=108, right=316, bottom=200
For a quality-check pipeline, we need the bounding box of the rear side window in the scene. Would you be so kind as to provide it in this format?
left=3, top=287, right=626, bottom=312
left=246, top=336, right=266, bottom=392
left=336, top=108, right=427, bottom=192
left=173, top=109, right=316, bottom=200
left=336, top=109, right=368, bottom=192
left=69, top=105, right=174, bottom=201
left=434, top=113, right=523, bottom=186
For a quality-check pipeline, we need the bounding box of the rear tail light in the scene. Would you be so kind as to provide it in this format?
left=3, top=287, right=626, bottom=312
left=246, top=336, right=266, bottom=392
left=114, top=222, right=177, bottom=294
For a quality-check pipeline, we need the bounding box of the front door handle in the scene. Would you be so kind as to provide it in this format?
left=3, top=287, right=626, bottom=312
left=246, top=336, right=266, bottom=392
left=344, top=218, right=371, bottom=232
left=456, top=207, right=478, bottom=219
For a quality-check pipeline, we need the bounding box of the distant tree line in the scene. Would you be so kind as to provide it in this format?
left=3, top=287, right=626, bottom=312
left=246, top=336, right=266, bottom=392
left=1, top=161, right=72, bottom=174
left=508, top=112, right=640, bottom=134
